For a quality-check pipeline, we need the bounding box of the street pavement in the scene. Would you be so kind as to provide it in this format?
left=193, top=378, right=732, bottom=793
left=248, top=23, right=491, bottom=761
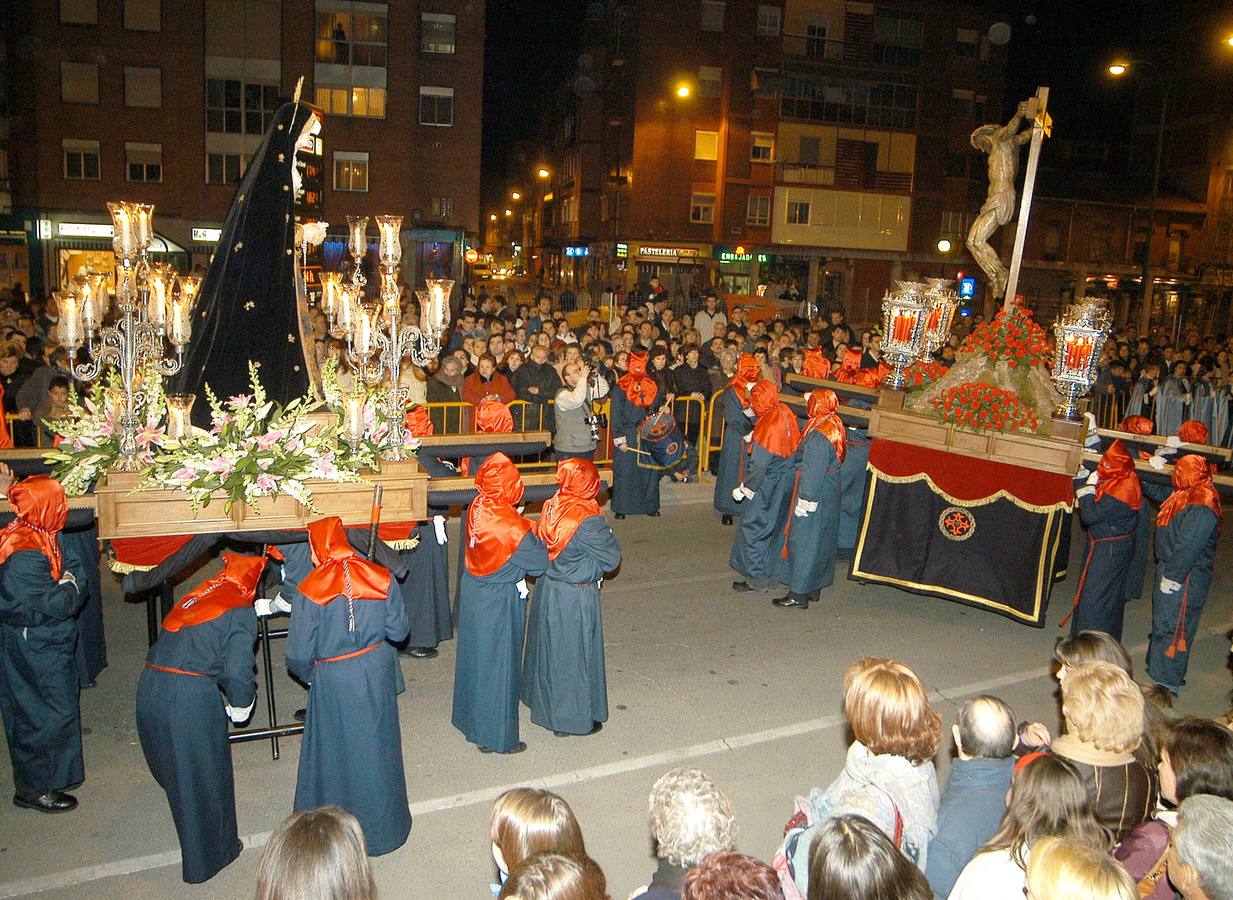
left=0, top=483, right=1229, bottom=898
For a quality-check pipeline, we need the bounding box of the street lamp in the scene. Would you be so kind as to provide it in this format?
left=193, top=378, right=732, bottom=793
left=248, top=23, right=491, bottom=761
left=1106, top=57, right=1168, bottom=333
left=937, top=238, right=953, bottom=253
left=537, top=167, right=550, bottom=179
left=489, top=213, right=497, bottom=222
left=676, top=83, right=691, bottom=99
left=504, top=209, right=513, bottom=217
left=511, top=191, right=522, bottom=201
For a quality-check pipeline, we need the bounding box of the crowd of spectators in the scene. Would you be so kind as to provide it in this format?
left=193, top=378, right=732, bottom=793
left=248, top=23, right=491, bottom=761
left=251, top=639, right=1233, bottom=899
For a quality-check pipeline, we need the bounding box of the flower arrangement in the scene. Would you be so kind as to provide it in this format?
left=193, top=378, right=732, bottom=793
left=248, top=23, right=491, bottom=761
left=904, top=360, right=947, bottom=389
left=139, top=362, right=361, bottom=512
left=959, top=303, right=1051, bottom=368
left=931, top=381, right=1041, bottom=433
left=44, top=365, right=168, bottom=495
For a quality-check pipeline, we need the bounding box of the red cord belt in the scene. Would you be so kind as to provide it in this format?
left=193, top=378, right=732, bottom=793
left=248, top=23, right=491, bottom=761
left=315, top=641, right=383, bottom=665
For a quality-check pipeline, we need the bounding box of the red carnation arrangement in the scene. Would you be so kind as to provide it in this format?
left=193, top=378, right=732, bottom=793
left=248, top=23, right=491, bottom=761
left=931, top=381, right=1041, bottom=433
left=904, top=360, right=947, bottom=389
left=959, top=303, right=1051, bottom=369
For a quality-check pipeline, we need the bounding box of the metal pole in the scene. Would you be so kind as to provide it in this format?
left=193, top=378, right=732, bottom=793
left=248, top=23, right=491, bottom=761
left=1138, top=80, right=1171, bottom=337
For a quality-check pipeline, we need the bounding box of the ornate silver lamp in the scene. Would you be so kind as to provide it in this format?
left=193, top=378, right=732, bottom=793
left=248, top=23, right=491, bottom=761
left=880, top=281, right=929, bottom=391
left=1050, top=298, right=1111, bottom=421
left=921, top=278, right=959, bottom=354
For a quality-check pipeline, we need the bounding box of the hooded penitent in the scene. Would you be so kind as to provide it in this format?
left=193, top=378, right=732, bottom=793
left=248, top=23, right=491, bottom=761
left=162, top=553, right=267, bottom=632
left=0, top=475, right=68, bottom=579
left=750, top=379, right=801, bottom=458
left=536, top=457, right=602, bottom=560
left=728, top=353, right=761, bottom=408
left=1094, top=439, right=1142, bottom=510
left=465, top=453, right=532, bottom=577
left=1157, top=454, right=1221, bottom=530
left=297, top=517, right=392, bottom=605
left=618, top=351, right=658, bottom=408
left=803, top=389, right=847, bottom=463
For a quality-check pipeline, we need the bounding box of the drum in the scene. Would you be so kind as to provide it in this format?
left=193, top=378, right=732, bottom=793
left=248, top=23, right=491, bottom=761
left=636, top=408, right=684, bottom=470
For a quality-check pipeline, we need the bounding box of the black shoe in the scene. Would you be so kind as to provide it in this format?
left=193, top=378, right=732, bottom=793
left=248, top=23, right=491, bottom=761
left=401, top=647, right=438, bottom=659
left=721, top=515, right=733, bottom=526
left=614, top=513, right=626, bottom=520
left=14, top=790, right=77, bottom=813
left=293, top=708, right=306, bottom=722
left=553, top=722, right=603, bottom=738
left=648, top=511, right=660, bottom=517
left=732, top=580, right=753, bottom=593
left=773, top=595, right=810, bottom=609
left=479, top=741, right=527, bottom=754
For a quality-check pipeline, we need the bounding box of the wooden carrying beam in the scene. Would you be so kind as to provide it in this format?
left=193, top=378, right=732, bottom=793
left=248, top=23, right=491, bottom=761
left=784, top=373, right=879, bottom=402
left=1094, top=428, right=1231, bottom=464
left=1081, top=450, right=1233, bottom=495
left=778, top=393, right=871, bottom=428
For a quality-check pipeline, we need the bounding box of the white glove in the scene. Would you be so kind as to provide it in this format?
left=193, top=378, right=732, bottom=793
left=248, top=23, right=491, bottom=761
left=740, top=485, right=755, bottom=500
left=515, top=578, right=529, bottom=599
left=1166, top=434, right=1182, bottom=448
left=516, top=505, right=525, bottom=514
left=1148, top=454, right=1167, bottom=471
left=794, top=498, right=811, bottom=518
left=271, top=594, right=292, bottom=615
left=1075, top=485, right=1096, bottom=499
left=1075, top=466, right=1091, bottom=481
left=1159, top=576, right=1183, bottom=595
left=1083, top=411, right=1098, bottom=433
left=803, top=391, right=813, bottom=402
left=254, top=597, right=274, bottom=617
left=226, top=698, right=256, bottom=724
left=742, top=407, right=756, bottom=418
left=433, top=515, right=448, bottom=545
left=732, top=486, right=746, bottom=503
left=742, top=432, right=753, bottom=443
left=1183, top=394, right=1192, bottom=405
left=57, top=570, right=78, bottom=589
left=1085, top=470, right=1100, bottom=486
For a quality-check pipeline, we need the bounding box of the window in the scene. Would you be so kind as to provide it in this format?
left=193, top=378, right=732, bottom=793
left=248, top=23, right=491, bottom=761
left=206, top=153, right=242, bottom=185
left=690, top=193, right=715, bottom=224
left=955, top=28, right=979, bottom=58
left=314, top=85, right=386, bottom=118
left=124, top=67, right=162, bottom=108
left=125, top=142, right=162, bottom=183
left=941, top=210, right=970, bottom=235
left=781, top=76, right=917, bottom=129
left=699, top=66, right=722, bottom=98
left=951, top=89, right=974, bottom=118
left=333, top=151, right=369, bottom=192
left=751, top=132, right=774, bottom=162
left=315, top=3, right=388, bottom=67
left=124, top=0, right=160, bottom=31
left=799, top=135, right=821, bottom=165
left=806, top=21, right=829, bottom=59
left=786, top=197, right=810, bottom=225
left=432, top=197, right=454, bottom=219
left=419, top=86, right=454, bottom=126
left=244, top=84, right=280, bottom=134
left=207, top=78, right=242, bottom=133
left=59, top=0, right=97, bottom=24
left=747, top=195, right=770, bottom=226
left=700, top=0, right=725, bottom=32
left=872, top=9, right=923, bottom=67
left=756, top=4, right=780, bottom=36
left=421, top=12, right=457, bottom=53
left=694, top=130, right=719, bottom=161
left=60, top=62, right=99, bottom=104
left=63, top=140, right=100, bottom=180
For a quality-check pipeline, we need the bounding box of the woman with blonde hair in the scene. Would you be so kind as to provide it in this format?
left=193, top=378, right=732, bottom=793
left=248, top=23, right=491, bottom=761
left=1054, top=661, right=1158, bottom=841
left=1025, top=836, right=1136, bottom=900
left=490, top=788, right=588, bottom=893
left=949, top=753, right=1109, bottom=899
left=255, top=806, right=376, bottom=900
left=777, top=658, right=941, bottom=896
left=498, top=852, right=608, bottom=900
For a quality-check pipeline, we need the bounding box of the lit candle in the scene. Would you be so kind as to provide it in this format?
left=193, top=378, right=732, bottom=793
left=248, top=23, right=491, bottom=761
left=347, top=216, right=369, bottom=260
left=343, top=390, right=367, bottom=444
left=81, top=281, right=99, bottom=335
left=382, top=271, right=400, bottom=314
left=893, top=310, right=915, bottom=344
left=55, top=291, right=83, bottom=350
left=353, top=304, right=376, bottom=358
left=165, top=393, right=196, bottom=439
left=147, top=267, right=169, bottom=328
left=176, top=274, right=202, bottom=308
left=108, top=202, right=137, bottom=258
left=88, top=271, right=110, bottom=323
left=169, top=295, right=193, bottom=347
left=336, top=290, right=357, bottom=338
left=376, top=215, right=403, bottom=266
left=423, top=278, right=453, bottom=336
left=134, top=203, right=154, bottom=250
left=321, top=271, right=342, bottom=317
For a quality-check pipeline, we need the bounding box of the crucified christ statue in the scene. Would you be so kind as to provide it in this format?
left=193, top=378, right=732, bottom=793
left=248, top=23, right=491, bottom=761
left=966, top=99, right=1036, bottom=302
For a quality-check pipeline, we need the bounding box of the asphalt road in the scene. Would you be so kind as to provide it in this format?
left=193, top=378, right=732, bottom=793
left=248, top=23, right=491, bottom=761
left=0, top=486, right=1229, bottom=898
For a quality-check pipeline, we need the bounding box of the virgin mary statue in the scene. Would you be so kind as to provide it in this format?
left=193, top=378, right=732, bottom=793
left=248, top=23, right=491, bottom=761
left=173, top=90, right=324, bottom=418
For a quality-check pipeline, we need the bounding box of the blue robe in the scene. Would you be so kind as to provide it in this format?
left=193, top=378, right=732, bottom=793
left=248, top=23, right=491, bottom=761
left=451, top=532, right=548, bottom=752
left=399, top=521, right=452, bottom=649
left=1126, top=503, right=1153, bottom=602
left=1071, top=491, right=1140, bottom=641
left=62, top=528, right=106, bottom=685
left=0, top=549, right=86, bottom=795
left=610, top=388, right=663, bottom=516
left=1189, top=380, right=1214, bottom=437
left=782, top=431, right=842, bottom=597
left=1126, top=375, right=1156, bottom=420
left=713, top=386, right=755, bottom=516
left=287, top=580, right=411, bottom=856
left=1212, top=385, right=1232, bottom=448
left=136, top=605, right=257, bottom=883
left=1146, top=503, right=1218, bottom=693
left=522, top=516, right=621, bottom=734
left=839, top=425, right=871, bottom=550
left=729, top=443, right=796, bottom=584
left=1154, top=376, right=1189, bottom=437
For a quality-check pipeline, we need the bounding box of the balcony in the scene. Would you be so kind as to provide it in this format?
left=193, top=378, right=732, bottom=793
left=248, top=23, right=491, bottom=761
left=781, top=33, right=847, bottom=64
left=776, top=161, right=913, bottom=194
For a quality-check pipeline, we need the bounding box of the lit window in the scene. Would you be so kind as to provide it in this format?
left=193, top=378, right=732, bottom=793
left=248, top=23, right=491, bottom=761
left=422, top=13, right=457, bottom=54
left=787, top=198, right=811, bottom=225
left=59, top=0, right=97, bottom=25
left=314, top=85, right=386, bottom=118
left=700, top=0, right=725, bottom=32
left=690, top=193, right=716, bottom=224
left=315, top=4, right=388, bottom=67
left=694, top=130, right=719, bottom=161
left=206, top=153, right=242, bottom=185
left=125, top=142, right=162, bottom=183
left=747, top=195, right=770, bottom=226
left=60, top=62, right=99, bottom=104
left=751, top=132, right=774, bottom=162
left=419, top=86, right=454, bottom=126
left=124, top=0, right=160, bottom=31
left=756, top=4, right=780, bottom=36
left=699, top=66, right=722, bottom=98
left=63, top=139, right=100, bottom=181
left=124, top=66, right=162, bottom=108
left=333, top=151, right=369, bottom=192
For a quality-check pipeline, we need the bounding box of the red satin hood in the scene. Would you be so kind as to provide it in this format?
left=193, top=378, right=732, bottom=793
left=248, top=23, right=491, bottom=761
left=466, top=453, right=533, bottom=576
left=804, top=389, right=847, bottom=463
left=1157, top=454, right=1222, bottom=529
left=1118, top=415, right=1153, bottom=436
left=298, top=516, right=392, bottom=604
left=536, top=457, right=602, bottom=559
left=1177, top=420, right=1209, bottom=444
left=162, top=553, right=266, bottom=632
left=619, top=351, right=659, bottom=408
left=802, top=349, right=831, bottom=379
left=1095, top=439, right=1142, bottom=510
left=0, top=476, right=68, bottom=579
left=476, top=399, right=514, bottom=433
left=750, top=379, right=801, bottom=458
left=405, top=405, right=434, bottom=437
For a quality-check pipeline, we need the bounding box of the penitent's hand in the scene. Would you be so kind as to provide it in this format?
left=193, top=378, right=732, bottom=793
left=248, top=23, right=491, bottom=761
left=0, top=462, right=13, bottom=497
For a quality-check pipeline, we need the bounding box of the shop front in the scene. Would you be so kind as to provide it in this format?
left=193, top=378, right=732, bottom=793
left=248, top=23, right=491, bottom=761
left=624, top=242, right=710, bottom=299
left=713, top=245, right=768, bottom=296
left=48, top=216, right=190, bottom=292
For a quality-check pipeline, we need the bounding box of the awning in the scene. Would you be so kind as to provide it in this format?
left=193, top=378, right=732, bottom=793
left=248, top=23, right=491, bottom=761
left=54, top=231, right=187, bottom=254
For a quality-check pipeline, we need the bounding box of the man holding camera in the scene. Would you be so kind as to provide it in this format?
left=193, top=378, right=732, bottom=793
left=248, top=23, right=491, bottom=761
left=553, top=361, right=610, bottom=461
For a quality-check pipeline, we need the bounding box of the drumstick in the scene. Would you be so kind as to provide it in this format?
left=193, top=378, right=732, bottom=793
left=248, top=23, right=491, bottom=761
left=366, top=484, right=384, bottom=558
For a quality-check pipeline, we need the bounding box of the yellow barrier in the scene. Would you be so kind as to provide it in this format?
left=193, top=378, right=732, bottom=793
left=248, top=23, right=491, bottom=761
left=4, top=413, right=50, bottom=448
left=704, top=389, right=727, bottom=474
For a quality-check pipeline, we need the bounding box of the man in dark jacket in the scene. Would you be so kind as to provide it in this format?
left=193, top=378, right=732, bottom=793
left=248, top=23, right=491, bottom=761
left=510, top=344, right=561, bottom=432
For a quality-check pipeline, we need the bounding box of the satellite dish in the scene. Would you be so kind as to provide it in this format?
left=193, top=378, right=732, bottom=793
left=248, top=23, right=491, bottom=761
left=988, top=21, right=1012, bottom=45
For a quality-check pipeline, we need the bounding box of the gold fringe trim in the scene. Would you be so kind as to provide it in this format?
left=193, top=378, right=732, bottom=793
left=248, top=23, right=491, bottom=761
left=867, top=465, right=1074, bottom=514
left=384, top=535, right=420, bottom=551
left=108, top=559, right=156, bottom=574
